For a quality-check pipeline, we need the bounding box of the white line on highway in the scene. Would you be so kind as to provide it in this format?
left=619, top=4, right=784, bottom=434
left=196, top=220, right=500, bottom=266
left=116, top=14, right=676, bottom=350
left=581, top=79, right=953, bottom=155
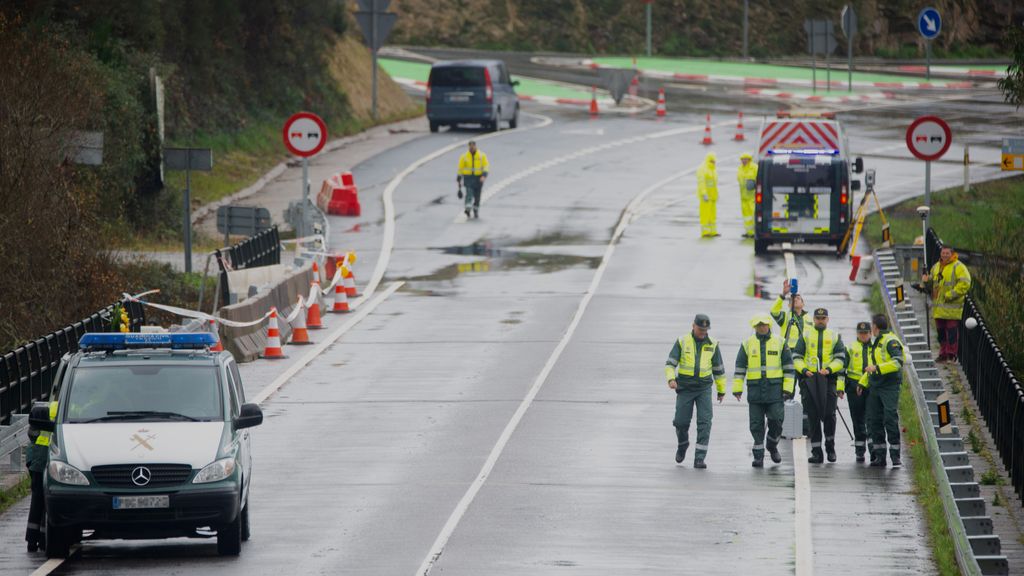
left=453, top=119, right=736, bottom=223
left=364, top=112, right=555, bottom=299
left=792, top=437, right=814, bottom=576
left=415, top=166, right=701, bottom=576
left=30, top=558, right=68, bottom=576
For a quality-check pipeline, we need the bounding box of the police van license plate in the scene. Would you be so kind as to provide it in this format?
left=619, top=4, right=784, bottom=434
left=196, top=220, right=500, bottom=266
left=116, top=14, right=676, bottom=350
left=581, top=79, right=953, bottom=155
left=447, top=94, right=469, bottom=103
left=113, top=495, right=169, bottom=510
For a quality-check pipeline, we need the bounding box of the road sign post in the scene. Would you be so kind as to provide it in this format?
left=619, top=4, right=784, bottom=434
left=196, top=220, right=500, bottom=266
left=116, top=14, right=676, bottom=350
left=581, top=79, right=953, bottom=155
left=841, top=5, right=857, bottom=92
left=164, top=147, right=213, bottom=273
left=283, top=112, right=328, bottom=239
left=917, top=8, right=942, bottom=81
left=355, top=0, right=398, bottom=121
left=906, top=115, right=952, bottom=231
left=645, top=1, right=653, bottom=57
left=804, top=19, right=837, bottom=94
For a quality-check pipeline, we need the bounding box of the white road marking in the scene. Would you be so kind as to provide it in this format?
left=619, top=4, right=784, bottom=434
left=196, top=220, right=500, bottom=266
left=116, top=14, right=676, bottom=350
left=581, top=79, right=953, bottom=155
left=415, top=166, right=701, bottom=576
left=792, top=437, right=814, bottom=576
left=365, top=112, right=555, bottom=298
left=453, top=119, right=736, bottom=223
left=30, top=558, right=70, bottom=576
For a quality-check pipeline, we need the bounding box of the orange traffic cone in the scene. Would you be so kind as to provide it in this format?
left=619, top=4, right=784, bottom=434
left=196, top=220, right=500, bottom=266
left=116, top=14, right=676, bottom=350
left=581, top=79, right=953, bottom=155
left=332, top=276, right=351, bottom=313
left=344, top=251, right=360, bottom=297
left=208, top=318, right=224, bottom=352
left=701, top=113, right=714, bottom=145
left=307, top=262, right=324, bottom=330
left=589, top=86, right=599, bottom=117
left=289, top=297, right=312, bottom=345
left=656, top=88, right=666, bottom=117
left=323, top=270, right=337, bottom=312
left=628, top=74, right=639, bottom=98
left=734, top=111, right=745, bottom=141
left=262, top=308, right=287, bottom=359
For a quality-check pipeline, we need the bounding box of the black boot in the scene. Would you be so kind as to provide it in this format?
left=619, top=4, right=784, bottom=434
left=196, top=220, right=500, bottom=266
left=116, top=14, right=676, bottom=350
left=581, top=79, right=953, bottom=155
left=693, top=458, right=707, bottom=469
left=890, top=451, right=902, bottom=468
left=826, top=446, right=837, bottom=463
left=870, top=452, right=886, bottom=467
left=808, top=449, right=824, bottom=464
left=675, top=444, right=687, bottom=464
left=769, top=447, right=782, bottom=464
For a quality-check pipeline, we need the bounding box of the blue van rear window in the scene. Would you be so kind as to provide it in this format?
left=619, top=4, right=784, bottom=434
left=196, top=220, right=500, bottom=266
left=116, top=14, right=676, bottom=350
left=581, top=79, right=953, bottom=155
left=430, top=66, right=486, bottom=87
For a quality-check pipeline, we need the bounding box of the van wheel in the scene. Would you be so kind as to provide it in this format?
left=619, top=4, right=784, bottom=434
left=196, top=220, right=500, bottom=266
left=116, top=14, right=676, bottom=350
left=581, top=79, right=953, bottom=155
left=754, top=240, right=769, bottom=255
left=45, top=515, right=71, bottom=559
left=241, top=498, right=251, bottom=542
left=217, top=503, right=243, bottom=555
left=429, top=121, right=439, bottom=133
left=510, top=108, right=519, bottom=129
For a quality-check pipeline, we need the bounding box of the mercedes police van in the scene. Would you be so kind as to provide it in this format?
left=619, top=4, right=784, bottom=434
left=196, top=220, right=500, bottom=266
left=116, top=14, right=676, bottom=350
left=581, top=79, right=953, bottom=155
left=30, top=332, right=263, bottom=558
left=753, top=113, right=864, bottom=255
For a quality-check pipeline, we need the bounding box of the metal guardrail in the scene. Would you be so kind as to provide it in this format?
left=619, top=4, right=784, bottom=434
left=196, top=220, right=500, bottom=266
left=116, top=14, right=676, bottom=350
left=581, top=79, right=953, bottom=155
left=215, top=225, right=282, bottom=306
left=925, top=228, right=1024, bottom=505
left=876, top=247, right=1008, bottom=575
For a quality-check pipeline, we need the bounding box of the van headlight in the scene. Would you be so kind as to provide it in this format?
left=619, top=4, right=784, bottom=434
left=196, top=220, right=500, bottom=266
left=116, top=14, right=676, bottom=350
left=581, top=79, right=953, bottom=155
left=193, top=458, right=236, bottom=484
left=48, top=461, right=89, bottom=486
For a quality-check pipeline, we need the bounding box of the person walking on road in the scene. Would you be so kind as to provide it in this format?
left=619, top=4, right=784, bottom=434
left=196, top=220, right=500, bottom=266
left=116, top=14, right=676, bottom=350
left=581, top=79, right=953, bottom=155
left=456, top=140, right=489, bottom=219
left=697, top=152, right=720, bottom=238
left=857, top=314, right=906, bottom=468
left=736, top=152, right=757, bottom=238
left=922, top=245, right=971, bottom=363
left=665, top=314, right=727, bottom=469
left=732, top=314, right=795, bottom=467
left=770, top=280, right=813, bottom=350
left=793, top=308, right=846, bottom=464
left=839, top=321, right=873, bottom=463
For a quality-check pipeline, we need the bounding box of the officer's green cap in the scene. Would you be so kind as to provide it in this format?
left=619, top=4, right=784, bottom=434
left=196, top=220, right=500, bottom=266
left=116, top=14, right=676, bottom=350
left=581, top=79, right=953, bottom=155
left=693, top=314, right=711, bottom=328
left=856, top=321, right=871, bottom=332
left=814, top=308, right=828, bottom=317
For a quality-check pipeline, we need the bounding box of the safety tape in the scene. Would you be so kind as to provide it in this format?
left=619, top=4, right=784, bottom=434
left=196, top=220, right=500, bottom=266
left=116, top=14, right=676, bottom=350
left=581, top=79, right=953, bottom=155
left=280, top=234, right=326, bottom=246
left=122, top=293, right=274, bottom=328
left=285, top=295, right=306, bottom=323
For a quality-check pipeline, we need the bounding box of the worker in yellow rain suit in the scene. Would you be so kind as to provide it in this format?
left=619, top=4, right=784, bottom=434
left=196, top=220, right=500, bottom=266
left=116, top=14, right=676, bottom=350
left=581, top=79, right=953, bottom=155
left=737, top=152, right=757, bottom=238
left=697, top=152, right=720, bottom=238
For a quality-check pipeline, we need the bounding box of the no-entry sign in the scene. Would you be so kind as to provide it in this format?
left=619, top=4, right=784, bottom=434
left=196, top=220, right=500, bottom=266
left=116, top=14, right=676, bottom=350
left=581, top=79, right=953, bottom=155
left=906, top=115, right=951, bottom=161
left=283, top=112, right=328, bottom=158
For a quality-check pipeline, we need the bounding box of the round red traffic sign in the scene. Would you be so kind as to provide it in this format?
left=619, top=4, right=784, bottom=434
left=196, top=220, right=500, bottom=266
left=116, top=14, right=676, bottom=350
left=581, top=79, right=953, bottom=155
left=905, top=115, right=952, bottom=161
left=283, top=112, right=328, bottom=158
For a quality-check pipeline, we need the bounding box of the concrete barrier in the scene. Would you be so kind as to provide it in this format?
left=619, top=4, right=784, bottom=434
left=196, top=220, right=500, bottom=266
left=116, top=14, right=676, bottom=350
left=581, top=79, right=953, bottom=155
left=219, top=263, right=314, bottom=362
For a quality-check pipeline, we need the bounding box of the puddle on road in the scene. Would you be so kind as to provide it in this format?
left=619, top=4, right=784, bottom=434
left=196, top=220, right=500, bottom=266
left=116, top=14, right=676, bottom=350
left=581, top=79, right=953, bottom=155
left=397, top=241, right=601, bottom=284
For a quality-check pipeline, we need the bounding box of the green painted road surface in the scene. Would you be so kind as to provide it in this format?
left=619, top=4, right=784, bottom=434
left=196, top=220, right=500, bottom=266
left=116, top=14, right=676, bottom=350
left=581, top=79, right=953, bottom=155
left=380, top=58, right=595, bottom=100
left=593, top=56, right=972, bottom=87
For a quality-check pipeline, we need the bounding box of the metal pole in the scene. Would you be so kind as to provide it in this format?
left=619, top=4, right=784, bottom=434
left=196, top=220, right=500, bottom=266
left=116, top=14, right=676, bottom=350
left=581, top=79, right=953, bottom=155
left=372, top=0, right=379, bottom=121
left=847, top=14, right=853, bottom=92
left=922, top=213, right=931, bottom=349
left=742, top=0, right=749, bottom=59
left=926, top=40, right=931, bottom=81
left=826, top=43, right=831, bottom=93
left=301, top=157, right=310, bottom=238
left=963, top=144, right=970, bottom=192
left=925, top=160, right=931, bottom=230
left=184, top=156, right=193, bottom=274
left=812, top=21, right=817, bottom=94
left=646, top=2, right=652, bottom=57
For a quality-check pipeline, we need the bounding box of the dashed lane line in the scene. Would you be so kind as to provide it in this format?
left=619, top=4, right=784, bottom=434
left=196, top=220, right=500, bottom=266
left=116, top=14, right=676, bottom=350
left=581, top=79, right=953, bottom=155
left=415, top=165, right=702, bottom=576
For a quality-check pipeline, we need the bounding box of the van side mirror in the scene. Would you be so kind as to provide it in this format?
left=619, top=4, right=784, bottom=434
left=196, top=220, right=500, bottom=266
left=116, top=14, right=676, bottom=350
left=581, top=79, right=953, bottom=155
left=851, top=180, right=862, bottom=192
left=234, top=403, right=263, bottom=430
left=853, top=157, right=864, bottom=174
left=29, top=402, right=54, bottom=432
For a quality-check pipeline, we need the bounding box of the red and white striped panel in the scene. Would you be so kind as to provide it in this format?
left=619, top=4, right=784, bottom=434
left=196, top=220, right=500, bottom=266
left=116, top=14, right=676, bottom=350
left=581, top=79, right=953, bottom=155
left=759, top=121, right=839, bottom=155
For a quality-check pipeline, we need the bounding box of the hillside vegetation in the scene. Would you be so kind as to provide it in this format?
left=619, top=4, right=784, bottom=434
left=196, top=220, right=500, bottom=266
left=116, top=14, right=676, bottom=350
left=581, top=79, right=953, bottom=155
left=0, top=2, right=415, bottom=349
left=392, top=0, right=1014, bottom=58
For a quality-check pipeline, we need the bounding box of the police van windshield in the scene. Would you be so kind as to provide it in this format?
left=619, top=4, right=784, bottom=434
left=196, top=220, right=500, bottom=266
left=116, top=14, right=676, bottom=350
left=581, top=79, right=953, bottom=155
left=429, top=66, right=486, bottom=87
left=64, top=365, right=223, bottom=423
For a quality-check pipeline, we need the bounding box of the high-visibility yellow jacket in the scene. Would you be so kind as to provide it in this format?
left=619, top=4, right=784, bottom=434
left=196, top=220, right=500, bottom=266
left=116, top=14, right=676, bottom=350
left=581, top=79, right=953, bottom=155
left=697, top=161, right=718, bottom=202
left=737, top=161, right=757, bottom=198
left=34, top=401, right=58, bottom=447
left=837, top=338, right=871, bottom=393
left=665, top=332, right=727, bottom=393
left=457, top=150, right=490, bottom=177
left=928, top=256, right=971, bottom=320
left=770, top=297, right=813, bottom=350
left=858, top=331, right=904, bottom=388
left=793, top=327, right=846, bottom=375
left=732, top=332, right=795, bottom=402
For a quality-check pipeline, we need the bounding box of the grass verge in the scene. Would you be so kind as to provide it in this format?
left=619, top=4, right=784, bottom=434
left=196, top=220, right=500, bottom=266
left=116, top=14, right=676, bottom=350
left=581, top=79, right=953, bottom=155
left=0, top=474, right=30, bottom=516
left=899, top=380, right=960, bottom=576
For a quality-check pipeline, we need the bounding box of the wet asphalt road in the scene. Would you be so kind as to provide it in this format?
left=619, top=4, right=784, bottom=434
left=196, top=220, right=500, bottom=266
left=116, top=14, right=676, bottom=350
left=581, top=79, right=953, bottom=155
left=0, top=86, right=1015, bottom=574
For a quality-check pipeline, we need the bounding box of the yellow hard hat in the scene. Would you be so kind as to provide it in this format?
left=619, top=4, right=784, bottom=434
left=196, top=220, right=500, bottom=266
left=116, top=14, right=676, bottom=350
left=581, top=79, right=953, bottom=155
left=750, top=313, right=773, bottom=328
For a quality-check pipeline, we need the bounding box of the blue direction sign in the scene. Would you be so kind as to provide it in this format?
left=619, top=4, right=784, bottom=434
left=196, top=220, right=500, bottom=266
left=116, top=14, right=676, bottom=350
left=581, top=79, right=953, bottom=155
left=918, top=7, right=941, bottom=39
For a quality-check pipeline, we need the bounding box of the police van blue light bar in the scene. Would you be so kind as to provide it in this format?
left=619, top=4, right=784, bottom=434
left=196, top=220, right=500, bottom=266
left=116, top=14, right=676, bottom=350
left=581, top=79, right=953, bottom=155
left=79, top=332, right=218, bottom=350
left=766, top=148, right=839, bottom=156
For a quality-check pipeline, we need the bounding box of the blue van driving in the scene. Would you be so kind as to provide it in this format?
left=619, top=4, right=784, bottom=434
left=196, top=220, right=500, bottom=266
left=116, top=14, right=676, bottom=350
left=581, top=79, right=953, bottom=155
left=426, top=60, right=519, bottom=133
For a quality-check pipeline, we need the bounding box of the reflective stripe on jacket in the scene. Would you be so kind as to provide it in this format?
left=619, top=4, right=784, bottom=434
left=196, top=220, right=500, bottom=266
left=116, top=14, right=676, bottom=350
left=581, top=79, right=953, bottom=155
left=858, top=331, right=904, bottom=388
left=732, top=333, right=795, bottom=401
left=793, top=327, right=846, bottom=374
left=837, top=339, right=871, bottom=392
left=769, top=297, right=813, bottom=349
left=697, top=163, right=718, bottom=201
left=736, top=162, right=757, bottom=198
left=665, top=333, right=727, bottom=393
left=34, top=401, right=58, bottom=447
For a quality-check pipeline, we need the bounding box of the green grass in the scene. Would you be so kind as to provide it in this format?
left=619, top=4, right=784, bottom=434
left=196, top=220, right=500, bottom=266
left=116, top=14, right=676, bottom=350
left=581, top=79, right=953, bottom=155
left=865, top=283, right=886, bottom=315
left=0, top=474, right=30, bottom=516
left=899, top=381, right=960, bottom=576
left=981, top=469, right=1006, bottom=486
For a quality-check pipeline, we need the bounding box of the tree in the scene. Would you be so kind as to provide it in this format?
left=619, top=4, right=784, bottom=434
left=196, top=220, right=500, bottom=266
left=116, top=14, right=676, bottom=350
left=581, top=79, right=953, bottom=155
left=998, top=25, right=1024, bottom=108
